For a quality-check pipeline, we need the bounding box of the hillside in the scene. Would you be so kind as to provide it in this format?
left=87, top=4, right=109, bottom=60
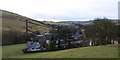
left=1, top=10, right=49, bottom=45
left=2, top=44, right=118, bottom=58
left=43, top=21, right=71, bottom=26
left=2, top=10, right=49, bottom=33
left=62, top=21, right=93, bottom=25
left=44, top=19, right=119, bottom=29
left=62, top=20, right=118, bottom=26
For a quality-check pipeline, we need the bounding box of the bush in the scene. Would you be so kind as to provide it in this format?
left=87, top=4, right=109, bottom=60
left=2, top=30, right=26, bottom=45
left=48, top=41, right=56, bottom=51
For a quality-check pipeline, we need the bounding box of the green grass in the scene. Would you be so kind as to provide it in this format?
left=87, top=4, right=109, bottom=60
left=2, top=44, right=25, bottom=58
left=0, top=46, right=2, bottom=59
left=46, top=22, right=70, bottom=26
left=2, top=44, right=118, bottom=58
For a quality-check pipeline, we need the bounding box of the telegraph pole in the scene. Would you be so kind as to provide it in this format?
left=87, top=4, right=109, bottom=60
left=26, top=19, right=28, bottom=41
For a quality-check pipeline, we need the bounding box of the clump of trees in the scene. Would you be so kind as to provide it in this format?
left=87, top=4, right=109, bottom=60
left=2, top=30, right=26, bottom=45
left=49, top=25, right=82, bottom=49
left=118, top=24, right=120, bottom=43
left=84, top=18, right=118, bottom=45
left=48, top=41, right=56, bottom=51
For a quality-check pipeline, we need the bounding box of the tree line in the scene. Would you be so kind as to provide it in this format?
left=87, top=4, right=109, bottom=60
left=84, top=18, right=119, bottom=45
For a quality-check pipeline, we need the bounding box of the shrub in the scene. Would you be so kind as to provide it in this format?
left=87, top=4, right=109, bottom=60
left=48, top=41, right=56, bottom=51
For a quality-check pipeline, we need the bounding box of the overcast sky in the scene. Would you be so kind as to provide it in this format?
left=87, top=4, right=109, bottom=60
left=0, top=0, right=119, bottom=22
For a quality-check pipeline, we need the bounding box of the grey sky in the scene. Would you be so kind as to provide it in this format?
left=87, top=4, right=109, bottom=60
left=0, top=0, right=119, bottom=21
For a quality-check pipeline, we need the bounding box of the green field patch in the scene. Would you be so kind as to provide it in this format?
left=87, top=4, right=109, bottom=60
left=2, top=44, right=118, bottom=58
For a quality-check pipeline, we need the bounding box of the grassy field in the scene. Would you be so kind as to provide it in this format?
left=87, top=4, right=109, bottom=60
left=45, top=21, right=71, bottom=26
left=2, top=44, right=25, bottom=58
left=2, top=44, right=118, bottom=58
